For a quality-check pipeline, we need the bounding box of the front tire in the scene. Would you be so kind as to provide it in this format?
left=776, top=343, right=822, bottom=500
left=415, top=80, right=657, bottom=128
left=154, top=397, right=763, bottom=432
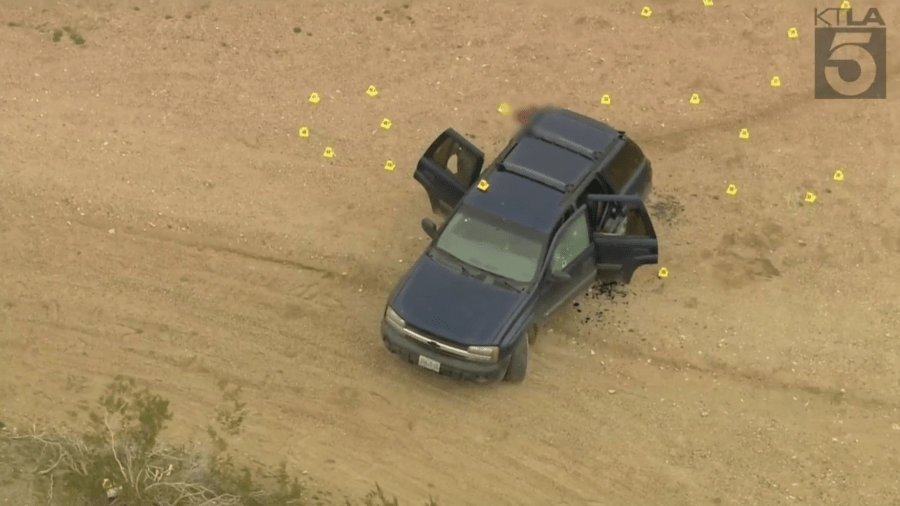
left=503, top=337, right=528, bottom=383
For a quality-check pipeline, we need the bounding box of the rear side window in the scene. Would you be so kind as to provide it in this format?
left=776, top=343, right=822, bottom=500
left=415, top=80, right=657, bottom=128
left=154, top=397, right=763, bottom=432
left=605, top=139, right=644, bottom=189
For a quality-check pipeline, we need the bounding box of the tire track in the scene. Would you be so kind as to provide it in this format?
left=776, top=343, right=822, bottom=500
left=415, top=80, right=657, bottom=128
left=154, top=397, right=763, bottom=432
left=71, top=217, right=335, bottom=276
left=597, top=340, right=898, bottom=411
left=636, top=60, right=900, bottom=151
left=69, top=216, right=397, bottom=295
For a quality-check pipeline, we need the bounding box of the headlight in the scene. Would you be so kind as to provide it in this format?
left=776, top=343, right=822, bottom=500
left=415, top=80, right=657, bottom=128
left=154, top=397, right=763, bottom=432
left=467, top=346, right=499, bottom=363
left=384, top=306, right=406, bottom=329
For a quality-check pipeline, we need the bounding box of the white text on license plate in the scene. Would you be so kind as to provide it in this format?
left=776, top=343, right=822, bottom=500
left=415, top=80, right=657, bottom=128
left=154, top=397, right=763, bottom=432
left=418, top=355, right=441, bottom=373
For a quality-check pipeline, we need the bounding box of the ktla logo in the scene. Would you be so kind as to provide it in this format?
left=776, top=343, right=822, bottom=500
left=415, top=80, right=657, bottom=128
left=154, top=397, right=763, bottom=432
left=814, top=6, right=887, bottom=99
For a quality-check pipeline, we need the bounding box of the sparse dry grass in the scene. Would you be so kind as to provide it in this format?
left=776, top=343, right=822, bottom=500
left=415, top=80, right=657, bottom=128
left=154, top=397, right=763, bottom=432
left=0, top=376, right=437, bottom=506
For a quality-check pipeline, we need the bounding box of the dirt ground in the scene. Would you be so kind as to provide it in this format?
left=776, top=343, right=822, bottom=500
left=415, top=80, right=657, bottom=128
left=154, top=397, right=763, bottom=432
left=1, top=0, right=899, bottom=505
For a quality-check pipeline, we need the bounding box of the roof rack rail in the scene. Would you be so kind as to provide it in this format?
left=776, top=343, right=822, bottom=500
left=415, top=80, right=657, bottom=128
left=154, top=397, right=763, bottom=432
left=498, top=162, right=569, bottom=192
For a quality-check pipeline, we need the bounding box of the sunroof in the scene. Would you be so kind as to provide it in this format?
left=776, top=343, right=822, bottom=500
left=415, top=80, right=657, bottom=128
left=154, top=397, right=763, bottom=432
left=503, top=137, right=594, bottom=187
left=532, top=113, right=619, bottom=154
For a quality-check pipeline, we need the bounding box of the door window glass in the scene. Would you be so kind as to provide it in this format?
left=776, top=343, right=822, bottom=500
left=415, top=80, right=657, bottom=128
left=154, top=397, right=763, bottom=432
left=605, top=139, right=643, bottom=189
left=551, top=213, right=590, bottom=272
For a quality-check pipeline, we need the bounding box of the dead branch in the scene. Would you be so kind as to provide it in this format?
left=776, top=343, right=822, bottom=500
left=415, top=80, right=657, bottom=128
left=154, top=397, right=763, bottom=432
left=123, top=443, right=137, bottom=489
left=38, top=446, right=65, bottom=475
left=46, top=474, right=53, bottom=506
left=144, top=480, right=242, bottom=506
left=104, top=413, right=130, bottom=487
left=61, top=443, right=87, bottom=476
left=7, top=432, right=86, bottom=477
left=4, top=418, right=304, bottom=506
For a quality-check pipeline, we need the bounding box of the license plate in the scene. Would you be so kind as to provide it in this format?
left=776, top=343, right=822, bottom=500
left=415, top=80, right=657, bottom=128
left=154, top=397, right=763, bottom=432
left=417, top=355, right=441, bottom=373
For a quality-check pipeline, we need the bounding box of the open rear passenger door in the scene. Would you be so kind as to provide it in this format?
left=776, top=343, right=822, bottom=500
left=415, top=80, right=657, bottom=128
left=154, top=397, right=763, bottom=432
left=586, top=195, right=659, bottom=284
left=413, top=129, right=485, bottom=218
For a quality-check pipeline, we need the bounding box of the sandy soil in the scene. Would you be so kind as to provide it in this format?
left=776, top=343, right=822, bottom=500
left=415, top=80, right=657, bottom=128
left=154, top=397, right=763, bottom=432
left=2, top=0, right=899, bottom=505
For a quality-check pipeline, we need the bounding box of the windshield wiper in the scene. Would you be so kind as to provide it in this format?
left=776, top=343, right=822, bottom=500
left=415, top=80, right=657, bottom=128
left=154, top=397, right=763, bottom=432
left=433, top=249, right=524, bottom=290
left=433, top=249, right=483, bottom=279
left=492, top=276, right=522, bottom=292
left=460, top=263, right=484, bottom=279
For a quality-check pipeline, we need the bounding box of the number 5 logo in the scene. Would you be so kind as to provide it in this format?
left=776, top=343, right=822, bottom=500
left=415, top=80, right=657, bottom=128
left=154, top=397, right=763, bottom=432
left=825, top=32, right=876, bottom=96
left=815, top=27, right=886, bottom=99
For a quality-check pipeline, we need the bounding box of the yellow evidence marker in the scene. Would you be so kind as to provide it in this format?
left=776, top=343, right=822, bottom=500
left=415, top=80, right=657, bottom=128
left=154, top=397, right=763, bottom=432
left=739, top=128, right=750, bottom=140
left=641, top=6, right=652, bottom=17
left=323, top=147, right=334, bottom=158
left=658, top=267, right=669, bottom=279
left=477, top=179, right=490, bottom=191
left=689, top=93, right=701, bottom=105
left=601, top=94, right=611, bottom=105
left=841, top=0, right=851, bottom=9
left=366, top=85, right=379, bottom=97
left=726, top=184, right=738, bottom=196
left=703, top=0, right=713, bottom=6
left=308, top=92, right=320, bottom=104
left=833, top=169, right=844, bottom=181
left=787, top=27, right=798, bottom=39
left=298, top=127, right=309, bottom=138
left=770, top=76, right=781, bottom=87
left=384, top=160, right=396, bottom=171
left=497, top=102, right=511, bottom=115
left=805, top=192, right=817, bottom=204
left=380, top=118, right=392, bottom=130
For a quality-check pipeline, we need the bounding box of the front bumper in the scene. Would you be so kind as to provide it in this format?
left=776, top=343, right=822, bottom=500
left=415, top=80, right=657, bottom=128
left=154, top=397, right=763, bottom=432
left=381, top=321, right=510, bottom=383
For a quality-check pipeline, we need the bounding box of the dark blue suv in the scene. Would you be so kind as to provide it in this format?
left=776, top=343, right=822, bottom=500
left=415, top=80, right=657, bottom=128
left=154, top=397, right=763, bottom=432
left=381, top=106, right=659, bottom=384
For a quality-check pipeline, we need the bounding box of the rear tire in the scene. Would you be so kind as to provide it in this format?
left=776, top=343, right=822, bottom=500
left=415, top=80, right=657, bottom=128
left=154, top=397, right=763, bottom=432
left=503, top=337, right=528, bottom=383
left=527, top=325, right=538, bottom=345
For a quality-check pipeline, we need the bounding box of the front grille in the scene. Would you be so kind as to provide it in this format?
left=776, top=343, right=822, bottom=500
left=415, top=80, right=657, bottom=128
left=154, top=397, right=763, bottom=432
left=402, top=325, right=471, bottom=360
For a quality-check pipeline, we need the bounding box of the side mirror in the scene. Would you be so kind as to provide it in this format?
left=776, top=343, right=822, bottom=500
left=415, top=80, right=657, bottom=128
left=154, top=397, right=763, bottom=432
left=550, top=270, right=571, bottom=282
left=421, top=218, right=438, bottom=239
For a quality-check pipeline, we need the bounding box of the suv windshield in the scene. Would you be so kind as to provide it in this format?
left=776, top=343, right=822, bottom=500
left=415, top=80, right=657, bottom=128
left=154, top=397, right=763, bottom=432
left=434, top=206, right=546, bottom=284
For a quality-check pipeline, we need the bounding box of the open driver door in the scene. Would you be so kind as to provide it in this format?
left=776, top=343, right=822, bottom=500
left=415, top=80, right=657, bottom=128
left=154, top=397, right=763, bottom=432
left=413, top=129, right=485, bottom=218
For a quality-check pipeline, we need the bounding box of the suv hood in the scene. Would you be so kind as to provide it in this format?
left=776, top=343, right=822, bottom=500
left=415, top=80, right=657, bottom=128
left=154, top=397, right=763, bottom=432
left=391, top=255, right=525, bottom=347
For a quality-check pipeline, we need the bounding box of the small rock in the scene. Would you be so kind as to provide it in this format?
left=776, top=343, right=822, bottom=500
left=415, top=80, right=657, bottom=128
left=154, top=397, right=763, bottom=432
left=701, top=411, right=709, bottom=417
left=608, top=389, right=615, bottom=394
left=108, top=228, right=115, bottom=234
left=891, top=423, right=900, bottom=431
